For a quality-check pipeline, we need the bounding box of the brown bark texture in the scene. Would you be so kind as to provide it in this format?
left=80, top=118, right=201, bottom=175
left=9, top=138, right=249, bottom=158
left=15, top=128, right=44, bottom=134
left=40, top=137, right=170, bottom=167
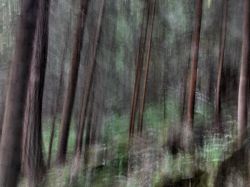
left=214, top=0, right=228, bottom=132
left=237, top=0, right=250, bottom=146
left=22, top=0, right=50, bottom=185
left=186, top=0, right=203, bottom=128
left=129, top=0, right=156, bottom=136
left=0, top=0, right=39, bottom=186
left=57, top=0, right=89, bottom=164
left=137, top=0, right=156, bottom=133
left=75, top=0, right=105, bottom=157
left=47, top=17, right=71, bottom=168
left=129, top=0, right=150, bottom=137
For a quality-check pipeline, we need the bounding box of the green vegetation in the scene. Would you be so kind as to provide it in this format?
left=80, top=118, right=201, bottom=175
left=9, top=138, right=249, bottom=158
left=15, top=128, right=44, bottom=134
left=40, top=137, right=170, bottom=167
left=38, top=95, right=236, bottom=187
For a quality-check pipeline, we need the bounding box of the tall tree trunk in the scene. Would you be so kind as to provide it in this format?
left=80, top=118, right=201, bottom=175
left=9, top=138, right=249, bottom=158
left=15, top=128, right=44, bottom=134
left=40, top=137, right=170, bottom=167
left=183, top=0, right=202, bottom=151
left=0, top=0, right=39, bottom=186
left=214, top=0, right=228, bottom=132
left=137, top=0, right=156, bottom=133
left=75, top=0, right=105, bottom=157
left=22, top=0, right=50, bottom=185
left=47, top=21, right=70, bottom=167
left=186, top=0, right=202, bottom=127
left=83, top=87, right=95, bottom=165
left=237, top=0, right=250, bottom=147
left=129, top=0, right=149, bottom=137
left=57, top=0, right=89, bottom=164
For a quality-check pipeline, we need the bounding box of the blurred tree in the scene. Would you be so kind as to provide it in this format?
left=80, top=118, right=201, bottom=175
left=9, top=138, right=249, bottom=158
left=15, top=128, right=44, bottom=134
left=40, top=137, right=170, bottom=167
left=214, top=0, right=228, bottom=132
left=57, top=0, right=90, bottom=164
left=129, top=0, right=148, bottom=137
left=237, top=0, right=250, bottom=147
left=183, top=0, right=203, bottom=151
left=138, top=0, right=157, bottom=133
left=129, top=0, right=156, bottom=136
left=75, top=0, right=105, bottom=159
left=0, top=0, right=39, bottom=186
left=22, top=0, right=50, bottom=185
left=47, top=19, right=70, bottom=168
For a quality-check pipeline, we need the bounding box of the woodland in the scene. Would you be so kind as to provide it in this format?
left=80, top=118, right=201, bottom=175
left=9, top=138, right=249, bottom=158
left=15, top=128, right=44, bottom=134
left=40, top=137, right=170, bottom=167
left=0, top=0, right=250, bottom=186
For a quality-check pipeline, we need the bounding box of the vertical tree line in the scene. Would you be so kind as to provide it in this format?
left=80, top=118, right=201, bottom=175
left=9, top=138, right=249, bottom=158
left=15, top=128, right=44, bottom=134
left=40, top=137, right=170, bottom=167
left=56, top=0, right=90, bottom=164
left=0, top=0, right=39, bottom=186
left=214, top=0, right=228, bottom=132
left=183, top=0, right=203, bottom=151
left=129, top=0, right=156, bottom=137
left=22, top=0, right=50, bottom=185
left=237, top=0, right=250, bottom=146
left=1, top=0, right=250, bottom=186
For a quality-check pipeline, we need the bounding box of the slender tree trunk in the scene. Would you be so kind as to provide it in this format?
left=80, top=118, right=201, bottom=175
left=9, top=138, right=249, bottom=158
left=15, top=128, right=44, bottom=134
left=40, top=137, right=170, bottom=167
left=183, top=0, right=202, bottom=152
left=237, top=0, right=250, bottom=147
left=0, top=0, right=39, bottom=186
left=83, top=88, right=95, bottom=165
left=22, top=0, right=50, bottom=185
left=47, top=22, right=70, bottom=167
left=214, top=0, right=228, bottom=132
left=57, top=0, right=89, bottom=164
left=129, top=0, right=148, bottom=137
left=186, top=0, right=202, bottom=128
left=75, top=0, right=105, bottom=157
left=138, top=0, right=156, bottom=133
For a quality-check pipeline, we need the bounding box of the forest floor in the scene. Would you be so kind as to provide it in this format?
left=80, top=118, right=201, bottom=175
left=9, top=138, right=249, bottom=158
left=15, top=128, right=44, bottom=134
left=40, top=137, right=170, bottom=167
left=19, top=101, right=237, bottom=187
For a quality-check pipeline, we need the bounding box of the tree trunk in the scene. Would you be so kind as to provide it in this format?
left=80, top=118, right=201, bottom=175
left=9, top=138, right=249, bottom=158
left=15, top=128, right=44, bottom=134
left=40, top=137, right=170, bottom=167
left=22, top=0, right=50, bottom=185
left=75, top=0, right=105, bottom=157
left=0, top=0, right=39, bottom=186
left=83, top=88, right=95, bottom=165
left=57, top=0, right=89, bottom=164
left=214, top=0, right=228, bottom=132
left=186, top=0, right=202, bottom=128
left=237, top=0, right=250, bottom=147
left=129, top=0, right=149, bottom=137
left=138, top=0, right=156, bottom=133
left=183, top=0, right=202, bottom=152
left=47, top=21, right=70, bottom=167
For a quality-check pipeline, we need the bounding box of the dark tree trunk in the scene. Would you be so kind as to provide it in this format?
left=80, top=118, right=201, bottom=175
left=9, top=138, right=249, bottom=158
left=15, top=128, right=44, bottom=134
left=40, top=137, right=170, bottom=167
left=183, top=0, right=202, bottom=151
left=75, top=0, right=105, bottom=157
left=0, top=0, right=39, bottom=186
left=57, top=0, right=89, bottom=164
left=129, top=0, right=149, bottom=137
left=129, top=0, right=156, bottom=136
left=214, top=0, right=228, bottom=132
left=237, top=0, right=250, bottom=147
left=186, top=0, right=202, bottom=127
left=137, top=0, right=156, bottom=133
left=83, top=88, right=95, bottom=165
left=47, top=21, right=70, bottom=167
left=22, top=0, right=50, bottom=185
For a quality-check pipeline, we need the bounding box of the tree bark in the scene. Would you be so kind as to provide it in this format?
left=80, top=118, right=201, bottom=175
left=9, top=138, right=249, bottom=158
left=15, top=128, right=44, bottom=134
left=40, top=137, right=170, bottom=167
left=138, top=0, right=156, bottom=133
left=214, top=0, right=228, bottom=132
left=83, top=87, right=95, bottom=165
left=129, top=0, right=149, bottom=137
left=237, top=0, right=250, bottom=147
left=0, top=0, right=39, bottom=186
left=22, top=0, right=50, bottom=185
left=47, top=20, right=70, bottom=167
left=56, top=0, right=89, bottom=164
left=186, top=0, right=202, bottom=128
left=75, top=0, right=105, bottom=157
left=182, top=0, right=202, bottom=152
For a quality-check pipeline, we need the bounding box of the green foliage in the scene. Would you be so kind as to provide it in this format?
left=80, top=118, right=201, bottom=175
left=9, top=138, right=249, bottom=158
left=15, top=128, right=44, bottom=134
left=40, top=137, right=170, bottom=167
left=42, top=119, right=77, bottom=162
